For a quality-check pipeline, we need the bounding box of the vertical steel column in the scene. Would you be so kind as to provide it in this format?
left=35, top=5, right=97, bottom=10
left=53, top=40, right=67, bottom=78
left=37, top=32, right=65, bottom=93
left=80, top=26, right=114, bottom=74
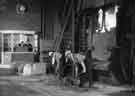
left=41, top=2, right=45, bottom=40
left=72, top=0, right=75, bottom=52
left=11, top=34, right=14, bottom=52
left=1, top=33, right=4, bottom=64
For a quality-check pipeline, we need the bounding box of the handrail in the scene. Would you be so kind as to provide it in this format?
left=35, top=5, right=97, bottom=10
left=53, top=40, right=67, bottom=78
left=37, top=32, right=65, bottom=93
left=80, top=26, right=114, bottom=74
left=76, top=0, right=83, bottom=13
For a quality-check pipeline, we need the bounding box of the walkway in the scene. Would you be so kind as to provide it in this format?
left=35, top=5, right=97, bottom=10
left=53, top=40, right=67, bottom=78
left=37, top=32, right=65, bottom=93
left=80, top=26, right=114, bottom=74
left=0, top=74, right=135, bottom=96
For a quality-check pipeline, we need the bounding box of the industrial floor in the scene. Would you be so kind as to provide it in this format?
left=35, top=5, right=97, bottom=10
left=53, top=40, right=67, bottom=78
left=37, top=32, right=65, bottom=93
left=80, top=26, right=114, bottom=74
left=0, top=74, right=135, bottom=96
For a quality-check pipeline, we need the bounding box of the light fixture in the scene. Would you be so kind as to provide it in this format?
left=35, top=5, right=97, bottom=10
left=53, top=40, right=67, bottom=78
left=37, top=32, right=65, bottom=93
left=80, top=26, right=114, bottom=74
left=16, top=1, right=28, bottom=15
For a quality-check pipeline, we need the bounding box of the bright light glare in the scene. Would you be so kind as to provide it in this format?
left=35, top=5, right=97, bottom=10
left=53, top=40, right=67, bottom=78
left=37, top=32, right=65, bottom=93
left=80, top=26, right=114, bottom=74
left=98, top=5, right=119, bottom=33
left=105, top=11, right=116, bottom=31
left=105, top=5, right=119, bottom=31
left=98, top=9, right=103, bottom=29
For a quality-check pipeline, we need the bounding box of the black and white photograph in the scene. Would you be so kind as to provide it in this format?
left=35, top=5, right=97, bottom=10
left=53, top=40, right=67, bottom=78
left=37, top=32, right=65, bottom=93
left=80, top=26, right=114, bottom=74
left=0, top=0, right=135, bottom=96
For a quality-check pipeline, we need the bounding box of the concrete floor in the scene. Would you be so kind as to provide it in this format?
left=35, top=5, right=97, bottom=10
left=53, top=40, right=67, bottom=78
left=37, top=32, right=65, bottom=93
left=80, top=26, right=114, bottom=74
left=0, top=74, right=135, bottom=96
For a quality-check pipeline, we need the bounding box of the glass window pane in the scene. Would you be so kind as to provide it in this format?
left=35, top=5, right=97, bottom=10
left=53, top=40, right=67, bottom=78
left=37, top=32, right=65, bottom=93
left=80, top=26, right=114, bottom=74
left=14, top=34, right=37, bottom=52
left=4, top=34, right=12, bottom=52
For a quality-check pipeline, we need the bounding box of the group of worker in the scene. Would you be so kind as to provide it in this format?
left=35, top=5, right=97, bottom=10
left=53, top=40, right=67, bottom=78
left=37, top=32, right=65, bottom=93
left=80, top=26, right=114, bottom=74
left=48, top=49, right=96, bottom=88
